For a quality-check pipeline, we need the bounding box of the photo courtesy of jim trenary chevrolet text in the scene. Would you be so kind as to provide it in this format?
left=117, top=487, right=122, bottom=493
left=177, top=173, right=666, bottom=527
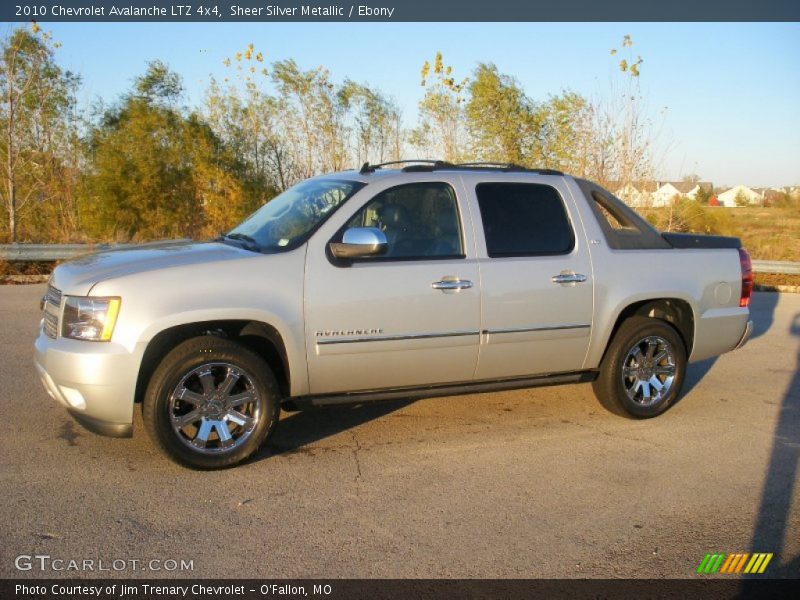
left=0, top=0, right=798, bottom=598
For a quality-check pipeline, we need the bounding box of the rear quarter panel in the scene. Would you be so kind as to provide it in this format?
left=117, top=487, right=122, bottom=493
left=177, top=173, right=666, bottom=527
left=563, top=178, right=749, bottom=367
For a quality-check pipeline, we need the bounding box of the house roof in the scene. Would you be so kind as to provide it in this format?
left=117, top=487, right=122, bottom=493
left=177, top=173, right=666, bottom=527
left=717, top=185, right=761, bottom=199
left=610, top=181, right=659, bottom=193
left=611, top=180, right=713, bottom=194
left=659, top=181, right=713, bottom=194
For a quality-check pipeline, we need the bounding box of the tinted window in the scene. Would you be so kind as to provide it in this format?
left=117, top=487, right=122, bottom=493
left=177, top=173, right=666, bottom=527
left=230, top=179, right=364, bottom=252
left=344, top=182, right=463, bottom=259
left=476, top=183, right=573, bottom=257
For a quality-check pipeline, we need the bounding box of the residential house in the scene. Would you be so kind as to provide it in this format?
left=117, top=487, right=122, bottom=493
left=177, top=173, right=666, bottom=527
left=615, top=180, right=713, bottom=207
left=613, top=181, right=658, bottom=207
left=716, top=185, right=763, bottom=207
left=651, top=181, right=714, bottom=206
left=650, top=182, right=684, bottom=207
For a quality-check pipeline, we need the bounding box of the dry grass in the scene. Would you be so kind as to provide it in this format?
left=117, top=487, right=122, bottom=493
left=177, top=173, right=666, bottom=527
left=731, top=207, right=800, bottom=262
left=755, top=272, right=800, bottom=289
left=0, top=260, right=56, bottom=277
left=640, top=204, right=800, bottom=262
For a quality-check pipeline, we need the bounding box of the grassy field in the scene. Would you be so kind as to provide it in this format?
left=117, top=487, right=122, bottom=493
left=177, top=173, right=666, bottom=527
left=640, top=205, right=800, bottom=262
left=731, top=207, right=800, bottom=261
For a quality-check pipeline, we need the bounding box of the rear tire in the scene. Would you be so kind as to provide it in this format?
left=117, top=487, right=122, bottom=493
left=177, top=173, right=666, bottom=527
left=143, top=336, right=280, bottom=469
left=593, top=316, right=686, bottom=418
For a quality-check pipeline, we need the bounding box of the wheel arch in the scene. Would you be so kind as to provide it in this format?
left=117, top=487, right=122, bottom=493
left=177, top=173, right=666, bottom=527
left=134, top=320, right=292, bottom=407
left=596, top=297, right=695, bottom=368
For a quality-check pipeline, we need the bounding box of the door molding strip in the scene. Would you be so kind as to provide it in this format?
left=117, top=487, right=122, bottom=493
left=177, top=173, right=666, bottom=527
left=482, top=323, right=591, bottom=335
left=316, top=330, right=480, bottom=345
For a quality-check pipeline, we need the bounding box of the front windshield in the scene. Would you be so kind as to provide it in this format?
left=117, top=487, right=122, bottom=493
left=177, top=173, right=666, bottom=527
left=227, top=179, right=365, bottom=251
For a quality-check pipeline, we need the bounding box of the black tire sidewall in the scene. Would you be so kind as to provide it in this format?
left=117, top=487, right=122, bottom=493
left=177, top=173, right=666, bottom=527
left=599, top=317, right=687, bottom=418
left=143, top=336, right=280, bottom=469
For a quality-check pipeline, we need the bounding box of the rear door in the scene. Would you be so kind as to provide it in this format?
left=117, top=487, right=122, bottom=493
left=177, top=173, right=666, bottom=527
left=465, top=175, right=594, bottom=380
left=303, top=177, right=481, bottom=394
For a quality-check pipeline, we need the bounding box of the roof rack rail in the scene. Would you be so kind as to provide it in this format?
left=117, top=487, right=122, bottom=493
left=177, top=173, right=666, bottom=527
left=358, top=160, right=563, bottom=176
left=452, top=162, right=564, bottom=175
left=456, top=161, right=527, bottom=170
left=359, top=160, right=452, bottom=174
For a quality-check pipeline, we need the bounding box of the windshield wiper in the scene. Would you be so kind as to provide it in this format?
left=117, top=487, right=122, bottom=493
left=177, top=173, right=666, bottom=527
left=220, top=232, right=262, bottom=252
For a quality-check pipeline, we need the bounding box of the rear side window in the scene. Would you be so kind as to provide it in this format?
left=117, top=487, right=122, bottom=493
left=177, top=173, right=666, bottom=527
left=476, top=183, right=574, bottom=257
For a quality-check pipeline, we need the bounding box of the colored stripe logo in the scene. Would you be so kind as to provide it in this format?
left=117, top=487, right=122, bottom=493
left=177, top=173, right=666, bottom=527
left=697, top=552, right=773, bottom=574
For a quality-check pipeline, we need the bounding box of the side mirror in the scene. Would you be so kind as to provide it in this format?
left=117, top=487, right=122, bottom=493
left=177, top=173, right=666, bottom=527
left=329, top=227, right=388, bottom=259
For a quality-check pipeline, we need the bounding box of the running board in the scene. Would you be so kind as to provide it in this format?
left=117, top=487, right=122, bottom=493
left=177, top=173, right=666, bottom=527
left=288, top=371, right=596, bottom=410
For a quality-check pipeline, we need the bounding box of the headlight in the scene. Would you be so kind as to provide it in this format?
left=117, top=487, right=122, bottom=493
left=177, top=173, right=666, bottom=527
left=61, top=296, right=121, bottom=342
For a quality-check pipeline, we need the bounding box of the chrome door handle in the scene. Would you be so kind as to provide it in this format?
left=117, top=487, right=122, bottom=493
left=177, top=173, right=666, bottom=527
left=432, top=278, right=473, bottom=291
left=551, top=273, right=587, bottom=284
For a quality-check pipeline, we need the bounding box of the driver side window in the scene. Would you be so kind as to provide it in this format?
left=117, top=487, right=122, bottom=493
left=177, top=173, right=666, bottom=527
left=345, top=182, right=464, bottom=259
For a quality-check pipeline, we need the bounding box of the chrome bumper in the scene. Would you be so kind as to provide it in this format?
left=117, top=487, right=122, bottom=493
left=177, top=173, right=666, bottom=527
left=734, top=320, right=753, bottom=351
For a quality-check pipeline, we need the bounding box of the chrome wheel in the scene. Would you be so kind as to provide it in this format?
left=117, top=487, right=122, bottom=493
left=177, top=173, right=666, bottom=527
left=169, top=362, right=263, bottom=454
left=621, top=336, right=676, bottom=407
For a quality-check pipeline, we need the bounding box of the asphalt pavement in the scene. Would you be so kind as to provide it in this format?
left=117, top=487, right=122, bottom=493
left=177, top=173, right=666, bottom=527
left=1, top=285, right=798, bottom=578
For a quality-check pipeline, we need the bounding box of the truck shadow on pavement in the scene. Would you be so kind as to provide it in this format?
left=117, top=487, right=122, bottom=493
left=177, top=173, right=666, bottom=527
left=254, top=399, right=414, bottom=460
left=682, top=292, right=779, bottom=398
left=745, top=311, right=800, bottom=579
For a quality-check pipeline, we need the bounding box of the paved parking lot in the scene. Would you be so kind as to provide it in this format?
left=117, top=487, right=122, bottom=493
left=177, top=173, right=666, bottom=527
left=1, top=285, right=798, bottom=578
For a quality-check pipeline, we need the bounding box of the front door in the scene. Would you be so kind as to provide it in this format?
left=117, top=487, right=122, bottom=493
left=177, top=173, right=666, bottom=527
left=304, top=179, right=481, bottom=394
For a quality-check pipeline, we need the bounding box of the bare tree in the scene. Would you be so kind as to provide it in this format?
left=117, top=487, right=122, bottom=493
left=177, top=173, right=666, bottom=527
left=411, top=53, right=468, bottom=162
left=0, top=25, right=79, bottom=241
left=584, top=35, right=665, bottom=197
left=339, top=79, right=403, bottom=164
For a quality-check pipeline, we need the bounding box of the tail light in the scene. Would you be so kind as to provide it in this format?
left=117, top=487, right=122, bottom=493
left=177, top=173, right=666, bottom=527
left=739, top=248, right=753, bottom=308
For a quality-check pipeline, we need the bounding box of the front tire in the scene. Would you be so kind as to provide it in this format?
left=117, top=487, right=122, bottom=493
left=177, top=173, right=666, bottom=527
left=143, top=336, right=280, bottom=469
left=593, top=316, right=686, bottom=418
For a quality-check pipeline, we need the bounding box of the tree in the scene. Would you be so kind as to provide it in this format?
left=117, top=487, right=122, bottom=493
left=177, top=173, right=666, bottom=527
left=464, top=64, right=593, bottom=172
left=0, top=25, right=80, bottom=241
left=271, top=59, right=348, bottom=178
left=537, top=91, right=593, bottom=174
left=465, top=63, right=537, bottom=165
left=411, top=53, right=468, bottom=161
left=338, top=80, right=403, bottom=164
left=694, top=184, right=712, bottom=205
left=207, top=46, right=406, bottom=189
left=205, top=44, right=287, bottom=192
left=83, top=62, right=254, bottom=240
left=734, top=190, right=750, bottom=207
left=583, top=35, right=662, bottom=189
left=134, top=60, right=182, bottom=103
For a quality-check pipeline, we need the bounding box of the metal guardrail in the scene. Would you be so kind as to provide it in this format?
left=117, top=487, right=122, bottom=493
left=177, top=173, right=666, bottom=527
left=1, top=243, right=799, bottom=274
left=751, top=260, right=800, bottom=275
left=0, top=243, right=133, bottom=261
left=0, top=241, right=191, bottom=262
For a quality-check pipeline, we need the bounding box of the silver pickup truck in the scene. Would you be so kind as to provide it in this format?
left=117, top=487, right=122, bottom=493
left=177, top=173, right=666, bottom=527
left=34, top=162, right=753, bottom=468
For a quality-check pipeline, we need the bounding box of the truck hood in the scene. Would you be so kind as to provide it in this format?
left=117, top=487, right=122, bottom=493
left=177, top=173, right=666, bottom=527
left=51, top=241, right=255, bottom=296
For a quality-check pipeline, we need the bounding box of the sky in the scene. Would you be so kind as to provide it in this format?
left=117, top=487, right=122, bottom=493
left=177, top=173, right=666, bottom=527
left=35, top=22, right=800, bottom=188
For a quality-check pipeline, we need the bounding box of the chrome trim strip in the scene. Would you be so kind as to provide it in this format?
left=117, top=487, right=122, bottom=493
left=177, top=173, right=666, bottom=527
left=316, top=330, right=480, bottom=345
left=43, top=284, right=62, bottom=339
left=734, top=320, right=753, bottom=350
left=483, top=323, right=591, bottom=335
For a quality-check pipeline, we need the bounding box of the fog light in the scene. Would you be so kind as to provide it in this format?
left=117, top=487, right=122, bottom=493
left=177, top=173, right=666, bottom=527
left=59, top=386, right=86, bottom=410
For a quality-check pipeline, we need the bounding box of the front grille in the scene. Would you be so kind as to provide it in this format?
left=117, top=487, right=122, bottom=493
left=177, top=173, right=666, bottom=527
left=43, top=284, right=62, bottom=338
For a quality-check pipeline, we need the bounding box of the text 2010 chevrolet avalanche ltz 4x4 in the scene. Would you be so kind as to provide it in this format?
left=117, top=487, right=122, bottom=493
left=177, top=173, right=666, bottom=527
left=34, top=162, right=754, bottom=469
